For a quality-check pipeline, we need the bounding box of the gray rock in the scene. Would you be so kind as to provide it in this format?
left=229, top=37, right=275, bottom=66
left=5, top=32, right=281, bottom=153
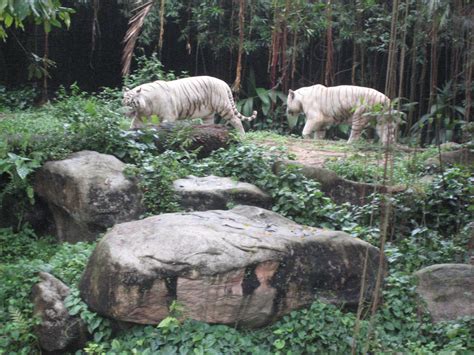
left=34, top=151, right=144, bottom=243
left=274, top=160, right=405, bottom=206
left=31, top=272, right=88, bottom=352
left=79, top=205, right=380, bottom=328
left=173, top=175, right=272, bottom=211
left=415, top=264, right=474, bottom=322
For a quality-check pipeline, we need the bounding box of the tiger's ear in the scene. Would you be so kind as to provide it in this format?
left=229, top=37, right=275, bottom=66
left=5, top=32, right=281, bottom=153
left=137, top=88, right=142, bottom=93
left=288, top=90, right=295, bottom=100
left=123, top=87, right=130, bottom=93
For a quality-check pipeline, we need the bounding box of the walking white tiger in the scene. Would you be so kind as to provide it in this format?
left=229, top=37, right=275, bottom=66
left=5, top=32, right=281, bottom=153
left=123, top=76, right=257, bottom=136
left=286, top=84, right=399, bottom=145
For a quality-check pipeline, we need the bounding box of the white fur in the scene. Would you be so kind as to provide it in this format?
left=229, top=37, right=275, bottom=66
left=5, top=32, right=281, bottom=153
left=123, top=76, right=257, bottom=136
left=287, top=84, right=397, bottom=144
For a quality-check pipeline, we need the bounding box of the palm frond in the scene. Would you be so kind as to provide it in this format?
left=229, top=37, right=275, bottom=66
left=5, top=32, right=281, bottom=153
left=121, top=1, right=155, bottom=76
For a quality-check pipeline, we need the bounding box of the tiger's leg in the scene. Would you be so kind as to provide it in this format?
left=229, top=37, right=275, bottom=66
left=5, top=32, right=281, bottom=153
left=348, top=107, right=369, bottom=143
left=130, top=116, right=145, bottom=129
left=303, top=112, right=325, bottom=139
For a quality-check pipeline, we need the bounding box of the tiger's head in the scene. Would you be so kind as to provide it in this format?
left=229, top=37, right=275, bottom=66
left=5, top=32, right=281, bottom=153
left=122, top=87, right=144, bottom=118
left=287, top=89, right=303, bottom=128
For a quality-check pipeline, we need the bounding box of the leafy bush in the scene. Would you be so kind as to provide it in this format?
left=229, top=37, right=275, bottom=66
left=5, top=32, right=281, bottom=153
left=0, top=226, right=56, bottom=264
left=0, top=228, right=58, bottom=353
left=357, top=167, right=472, bottom=238
left=325, top=148, right=436, bottom=185
left=0, top=85, right=39, bottom=111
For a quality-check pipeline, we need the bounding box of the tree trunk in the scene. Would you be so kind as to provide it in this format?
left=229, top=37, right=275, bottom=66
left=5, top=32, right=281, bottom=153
left=384, top=0, right=399, bottom=98
left=397, top=0, right=409, bottom=110
left=42, top=30, right=49, bottom=103
left=158, top=0, right=166, bottom=57
left=232, top=0, right=245, bottom=92
left=324, top=0, right=334, bottom=86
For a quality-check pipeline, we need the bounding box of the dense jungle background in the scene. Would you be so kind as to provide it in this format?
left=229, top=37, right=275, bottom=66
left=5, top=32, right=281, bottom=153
left=0, top=0, right=473, bottom=354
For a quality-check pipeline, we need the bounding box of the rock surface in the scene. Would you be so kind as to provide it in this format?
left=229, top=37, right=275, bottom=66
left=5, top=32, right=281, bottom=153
left=80, top=206, right=380, bottom=328
left=34, top=150, right=144, bottom=243
left=414, top=264, right=474, bottom=322
left=274, top=160, right=405, bottom=206
left=31, top=272, right=88, bottom=352
left=173, top=175, right=272, bottom=211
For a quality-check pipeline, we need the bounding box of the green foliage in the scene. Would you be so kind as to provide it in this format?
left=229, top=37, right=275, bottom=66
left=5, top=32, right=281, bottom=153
left=410, top=83, right=466, bottom=145
left=325, top=147, right=437, bottom=185
left=126, top=150, right=191, bottom=215
left=0, top=0, right=74, bottom=39
left=65, top=288, right=113, bottom=344
left=0, top=85, right=39, bottom=111
left=0, top=226, right=56, bottom=264
left=0, top=236, right=56, bottom=353
left=237, top=70, right=288, bottom=132
left=392, top=167, right=471, bottom=237
left=0, top=236, right=96, bottom=354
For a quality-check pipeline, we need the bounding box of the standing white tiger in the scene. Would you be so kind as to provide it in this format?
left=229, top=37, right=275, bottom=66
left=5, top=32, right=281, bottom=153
left=123, top=76, right=257, bottom=136
left=286, top=84, right=398, bottom=145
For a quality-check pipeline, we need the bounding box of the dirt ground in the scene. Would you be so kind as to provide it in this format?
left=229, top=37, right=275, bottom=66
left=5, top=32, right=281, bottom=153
left=254, top=137, right=351, bottom=167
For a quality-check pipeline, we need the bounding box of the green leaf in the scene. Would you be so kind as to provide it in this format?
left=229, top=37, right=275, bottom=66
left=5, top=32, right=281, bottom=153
left=26, top=186, right=34, bottom=202
left=50, top=18, right=61, bottom=28
left=242, top=97, right=254, bottom=117
left=68, top=304, right=82, bottom=316
left=0, top=0, right=8, bottom=12
left=15, top=164, right=30, bottom=180
left=256, top=88, right=271, bottom=107
left=273, top=339, right=285, bottom=350
left=4, top=13, right=13, bottom=28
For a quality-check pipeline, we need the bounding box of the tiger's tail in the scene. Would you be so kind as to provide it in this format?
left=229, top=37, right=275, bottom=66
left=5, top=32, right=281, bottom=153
left=227, top=87, right=257, bottom=122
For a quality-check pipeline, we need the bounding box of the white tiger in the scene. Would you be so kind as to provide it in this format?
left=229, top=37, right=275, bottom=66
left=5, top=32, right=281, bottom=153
left=286, top=84, right=398, bottom=145
left=123, top=76, right=257, bottom=136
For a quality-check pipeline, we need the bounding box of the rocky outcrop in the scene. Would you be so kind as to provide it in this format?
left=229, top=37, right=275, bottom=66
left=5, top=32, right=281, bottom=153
left=173, top=175, right=272, bottom=211
left=274, top=160, right=405, bottom=206
left=31, top=272, right=88, bottom=352
left=414, top=264, right=474, bottom=322
left=80, top=206, right=380, bottom=328
left=34, top=151, right=144, bottom=243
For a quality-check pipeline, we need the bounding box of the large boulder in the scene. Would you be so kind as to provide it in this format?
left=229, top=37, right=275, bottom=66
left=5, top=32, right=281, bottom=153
left=274, top=161, right=405, bottom=206
left=34, top=151, right=144, bottom=243
left=414, top=264, right=474, bottom=322
left=173, top=175, right=272, bottom=211
left=31, top=272, right=88, bottom=352
left=80, top=206, right=381, bottom=328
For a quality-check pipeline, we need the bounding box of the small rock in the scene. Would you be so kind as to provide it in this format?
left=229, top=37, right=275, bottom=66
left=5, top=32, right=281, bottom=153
left=173, top=175, right=272, bottom=211
left=31, top=272, right=88, bottom=352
